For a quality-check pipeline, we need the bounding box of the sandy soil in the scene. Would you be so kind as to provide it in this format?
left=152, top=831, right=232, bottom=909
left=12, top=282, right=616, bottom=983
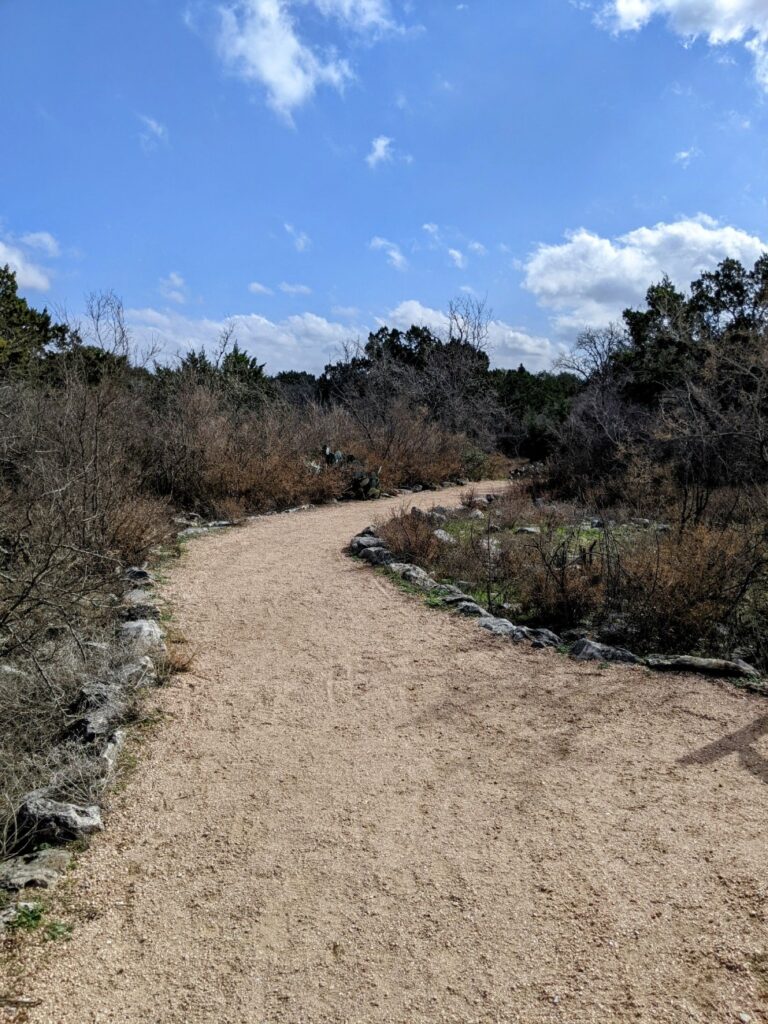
left=4, top=483, right=768, bottom=1023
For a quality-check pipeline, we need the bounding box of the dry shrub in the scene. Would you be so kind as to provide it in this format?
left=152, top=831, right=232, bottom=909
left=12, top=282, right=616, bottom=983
left=616, top=523, right=767, bottom=653
left=378, top=507, right=441, bottom=565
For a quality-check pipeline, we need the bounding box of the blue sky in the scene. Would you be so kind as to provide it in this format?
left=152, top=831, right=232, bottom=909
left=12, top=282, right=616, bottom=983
left=1, top=0, right=767, bottom=372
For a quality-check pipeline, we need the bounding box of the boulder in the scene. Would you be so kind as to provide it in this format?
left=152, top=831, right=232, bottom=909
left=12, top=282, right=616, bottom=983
left=123, top=587, right=153, bottom=606
left=400, top=566, right=438, bottom=590
left=0, top=849, right=71, bottom=891
left=17, top=793, right=103, bottom=845
left=350, top=535, right=385, bottom=553
left=477, top=616, right=519, bottom=638
left=358, top=546, right=395, bottom=566
left=468, top=509, right=485, bottom=520
left=433, top=529, right=457, bottom=545
left=454, top=601, right=486, bottom=617
left=441, top=592, right=476, bottom=606
left=645, top=655, right=759, bottom=678
left=527, top=627, right=563, bottom=647
left=515, top=526, right=541, bottom=536
left=121, top=619, right=166, bottom=657
left=570, top=638, right=642, bottom=664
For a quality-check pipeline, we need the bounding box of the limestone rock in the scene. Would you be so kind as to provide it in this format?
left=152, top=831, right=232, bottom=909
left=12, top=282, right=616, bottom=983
left=17, top=793, right=103, bottom=845
left=645, top=655, right=759, bottom=678
left=571, top=638, right=642, bottom=664
left=0, top=849, right=71, bottom=891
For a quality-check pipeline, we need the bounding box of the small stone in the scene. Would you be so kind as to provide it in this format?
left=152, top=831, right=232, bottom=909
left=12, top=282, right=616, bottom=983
left=433, top=529, right=457, bottom=545
left=738, top=1014, right=752, bottom=1024
left=468, top=509, right=485, bottom=520
left=515, top=526, right=541, bottom=535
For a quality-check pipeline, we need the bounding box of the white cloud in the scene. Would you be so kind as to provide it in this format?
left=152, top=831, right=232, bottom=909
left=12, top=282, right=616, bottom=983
left=366, top=135, right=394, bottom=168
left=138, top=114, right=168, bottom=150
left=159, top=271, right=187, bottom=304
left=248, top=280, right=274, bottom=294
left=215, top=0, right=397, bottom=120
left=524, top=214, right=768, bottom=330
left=674, top=145, right=699, bottom=167
left=331, top=304, right=360, bottom=317
left=279, top=281, right=312, bottom=294
left=370, top=236, right=407, bottom=270
left=285, top=222, right=311, bottom=251
left=20, top=231, right=60, bottom=258
left=600, top=1, right=768, bottom=91
left=0, top=229, right=63, bottom=291
left=0, top=240, right=50, bottom=291
left=448, top=248, right=466, bottom=269
left=127, top=306, right=356, bottom=373
left=385, top=300, right=556, bottom=371
left=468, top=241, right=487, bottom=256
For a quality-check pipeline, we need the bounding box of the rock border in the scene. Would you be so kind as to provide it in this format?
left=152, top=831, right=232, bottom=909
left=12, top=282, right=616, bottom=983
left=347, top=515, right=765, bottom=690
left=0, top=563, right=171, bottom=925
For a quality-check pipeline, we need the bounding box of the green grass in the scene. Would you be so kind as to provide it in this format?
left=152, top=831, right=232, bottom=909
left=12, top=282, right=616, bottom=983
left=5, top=904, right=43, bottom=933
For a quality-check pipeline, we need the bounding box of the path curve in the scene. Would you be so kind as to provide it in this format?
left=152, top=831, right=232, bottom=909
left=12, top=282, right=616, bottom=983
left=9, top=484, right=768, bottom=1023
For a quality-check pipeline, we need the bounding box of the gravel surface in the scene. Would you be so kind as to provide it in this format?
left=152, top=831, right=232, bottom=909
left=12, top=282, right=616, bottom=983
left=4, top=484, right=767, bottom=1023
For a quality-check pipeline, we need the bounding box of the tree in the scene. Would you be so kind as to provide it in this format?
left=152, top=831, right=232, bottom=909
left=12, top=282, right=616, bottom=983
left=0, top=265, right=68, bottom=376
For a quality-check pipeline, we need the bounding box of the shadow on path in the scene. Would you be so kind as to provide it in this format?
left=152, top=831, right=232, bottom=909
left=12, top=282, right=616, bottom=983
left=679, top=713, right=768, bottom=784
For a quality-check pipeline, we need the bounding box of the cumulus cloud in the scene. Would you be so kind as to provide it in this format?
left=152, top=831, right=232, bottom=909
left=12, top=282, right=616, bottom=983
left=215, top=0, right=397, bottom=119
left=127, top=306, right=356, bottom=373
left=524, top=214, right=768, bottom=330
left=600, top=1, right=768, bottom=91
left=159, top=271, right=187, bottom=304
left=370, top=236, right=407, bottom=270
left=366, top=135, right=394, bottom=168
left=0, top=230, right=62, bottom=291
left=385, top=300, right=557, bottom=371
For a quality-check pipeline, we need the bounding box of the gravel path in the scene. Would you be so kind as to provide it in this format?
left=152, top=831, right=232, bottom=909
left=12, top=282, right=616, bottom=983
left=6, top=484, right=768, bottom=1023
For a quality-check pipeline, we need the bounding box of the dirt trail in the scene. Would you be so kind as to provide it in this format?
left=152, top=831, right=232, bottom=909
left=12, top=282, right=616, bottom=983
left=7, top=484, right=768, bottom=1023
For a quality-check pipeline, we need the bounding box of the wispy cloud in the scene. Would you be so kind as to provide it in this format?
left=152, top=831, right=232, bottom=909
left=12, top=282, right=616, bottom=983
left=159, top=271, right=187, bottom=304
left=285, top=222, right=311, bottom=252
left=369, top=236, right=407, bottom=270
left=138, top=114, right=168, bottom=150
left=279, top=281, right=312, bottom=294
left=20, top=231, right=60, bottom=258
left=448, top=247, right=466, bottom=269
left=248, top=280, right=274, bottom=294
left=674, top=146, right=700, bottom=168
